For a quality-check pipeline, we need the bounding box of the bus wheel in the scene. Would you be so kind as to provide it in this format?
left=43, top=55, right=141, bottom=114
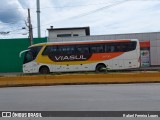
left=96, top=64, right=106, bottom=72
left=39, top=66, right=50, bottom=74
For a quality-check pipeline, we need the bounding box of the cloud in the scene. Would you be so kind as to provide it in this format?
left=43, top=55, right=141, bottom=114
left=31, top=0, right=160, bottom=37
left=0, top=0, right=25, bottom=24
left=81, top=0, right=160, bottom=35
left=18, top=0, right=30, bottom=8
left=1, top=0, right=160, bottom=38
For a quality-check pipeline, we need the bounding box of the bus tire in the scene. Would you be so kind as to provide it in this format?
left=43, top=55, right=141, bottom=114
left=39, top=66, right=50, bottom=74
left=96, top=64, right=106, bottom=72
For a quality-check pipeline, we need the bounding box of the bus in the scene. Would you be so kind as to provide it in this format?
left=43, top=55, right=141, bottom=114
left=20, top=39, right=140, bottom=74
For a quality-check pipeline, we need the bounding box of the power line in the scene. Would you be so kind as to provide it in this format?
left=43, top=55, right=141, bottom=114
left=0, top=0, right=159, bottom=11
left=1, top=0, right=159, bottom=38
left=35, top=0, right=129, bottom=29
left=38, top=0, right=160, bottom=29
left=40, top=0, right=160, bottom=9
left=70, top=0, right=129, bottom=19
left=39, top=2, right=121, bottom=9
left=0, top=2, right=118, bottom=10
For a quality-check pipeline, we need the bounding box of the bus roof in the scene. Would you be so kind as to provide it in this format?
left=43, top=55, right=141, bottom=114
left=30, top=39, right=138, bottom=48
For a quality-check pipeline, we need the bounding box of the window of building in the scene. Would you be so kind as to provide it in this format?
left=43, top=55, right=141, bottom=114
left=73, top=34, right=79, bottom=37
left=57, top=34, right=72, bottom=37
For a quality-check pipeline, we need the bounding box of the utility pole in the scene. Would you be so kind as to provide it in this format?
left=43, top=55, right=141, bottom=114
left=28, top=8, right=33, bottom=45
left=37, top=0, right=41, bottom=38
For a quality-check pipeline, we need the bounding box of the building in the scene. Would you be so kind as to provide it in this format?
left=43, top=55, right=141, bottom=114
left=47, top=26, right=90, bottom=40
left=47, top=27, right=160, bottom=67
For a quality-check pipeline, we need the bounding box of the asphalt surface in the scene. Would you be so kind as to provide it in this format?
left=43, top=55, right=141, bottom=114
left=0, top=83, right=160, bottom=120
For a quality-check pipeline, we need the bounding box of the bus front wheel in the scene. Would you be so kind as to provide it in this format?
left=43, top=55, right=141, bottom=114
left=39, top=66, right=50, bottom=74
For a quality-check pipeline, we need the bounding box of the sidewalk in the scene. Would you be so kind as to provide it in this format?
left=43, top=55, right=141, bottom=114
left=0, top=66, right=160, bottom=77
left=139, top=66, right=160, bottom=70
left=0, top=72, right=22, bottom=77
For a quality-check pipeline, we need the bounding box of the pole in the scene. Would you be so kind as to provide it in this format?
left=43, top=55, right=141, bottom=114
left=28, top=8, right=33, bottom=45
left=37, top=0, right=41, bottom=38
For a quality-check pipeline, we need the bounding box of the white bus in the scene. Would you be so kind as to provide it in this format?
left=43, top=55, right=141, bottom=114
left=20, top=39, right=140, bottom=74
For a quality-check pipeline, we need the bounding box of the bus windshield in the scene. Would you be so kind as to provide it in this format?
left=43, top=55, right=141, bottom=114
left=24, top=46, right=42, bottom=64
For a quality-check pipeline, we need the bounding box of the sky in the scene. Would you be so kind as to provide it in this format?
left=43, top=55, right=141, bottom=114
left=0, top=0, right=160, bottom=39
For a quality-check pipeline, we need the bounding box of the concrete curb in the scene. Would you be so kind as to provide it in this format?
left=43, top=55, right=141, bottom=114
left=0, top=72, right=160, bottom=87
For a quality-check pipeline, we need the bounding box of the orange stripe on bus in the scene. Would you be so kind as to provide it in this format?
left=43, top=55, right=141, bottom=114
left=89, top=52, right=124, bottom=61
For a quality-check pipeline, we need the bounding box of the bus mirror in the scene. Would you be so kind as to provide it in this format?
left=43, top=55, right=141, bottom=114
left=19, top=49, right=30, bottom=58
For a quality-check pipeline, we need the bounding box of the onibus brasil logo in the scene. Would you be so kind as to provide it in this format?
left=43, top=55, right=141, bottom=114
left=1, top=112, right=42, bottom=118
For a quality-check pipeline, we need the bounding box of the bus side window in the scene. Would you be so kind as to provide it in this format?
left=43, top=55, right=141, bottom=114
left=57, top=45, right=75, bottom=54
left=115, top=43, right=125, bottom=52
left=123, top=41, right=137, bottom=52
left=105, top=44, right=115, bottom=52
left=114, top=43, right=130, bottom=52
left=90, top=44, right=104, bottom=53
left=76, top=45, right=89, bottom=54
left=42, top=46, right=57, bottom=55
left=119, top=44, right=126, bottom=52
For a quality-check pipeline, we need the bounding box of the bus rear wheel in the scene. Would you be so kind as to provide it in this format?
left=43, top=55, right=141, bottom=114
left=39, top=66, right=50, bottom=74
left=96, top=64, right=106, bottom=72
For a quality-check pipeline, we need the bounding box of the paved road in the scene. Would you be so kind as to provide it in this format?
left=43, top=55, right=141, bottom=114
left=0, top=83, right=160, bottom=120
